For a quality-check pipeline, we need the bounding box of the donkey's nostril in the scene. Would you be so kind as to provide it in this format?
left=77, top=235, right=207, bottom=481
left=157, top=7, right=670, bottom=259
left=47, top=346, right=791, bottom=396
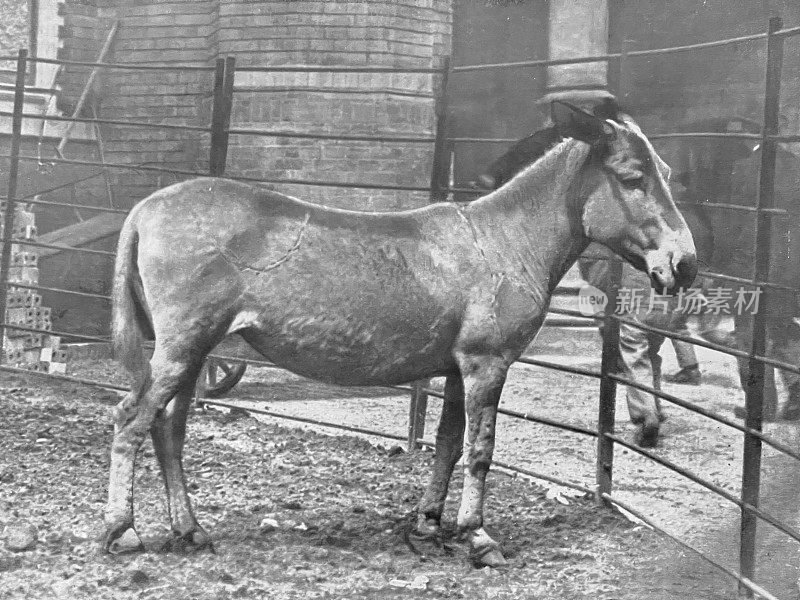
left=649, top=267, right=669, bottom=291
left=673, top=255, right=698, bottom=289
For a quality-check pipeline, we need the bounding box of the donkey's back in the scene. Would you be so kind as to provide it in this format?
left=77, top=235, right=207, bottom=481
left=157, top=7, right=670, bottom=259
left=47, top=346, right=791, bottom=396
left=115, top=178, right=481, bottom=386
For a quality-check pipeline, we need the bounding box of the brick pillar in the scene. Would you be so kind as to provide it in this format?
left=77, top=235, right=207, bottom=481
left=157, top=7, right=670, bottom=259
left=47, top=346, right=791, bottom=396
left=543, top=0, right=611, bottom=108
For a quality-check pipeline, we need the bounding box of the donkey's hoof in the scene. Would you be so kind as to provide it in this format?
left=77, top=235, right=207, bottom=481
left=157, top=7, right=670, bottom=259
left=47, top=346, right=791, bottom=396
left=413, top=514, right=441, bottom=540
left=470, top=545, right=508, bottom=568
left=634, top=422, right=660, bottom=448
left=160, top=528, right=215, bottom=554
left=104, top=526, right=145, bottom=555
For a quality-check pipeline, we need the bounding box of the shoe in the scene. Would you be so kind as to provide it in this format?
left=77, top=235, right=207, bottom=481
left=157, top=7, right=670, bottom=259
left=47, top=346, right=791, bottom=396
left=663, top=366, right=701, bottom=386
left=781, top=383, right=800, bottom=421
left=733, top=405, right=778, bottom=422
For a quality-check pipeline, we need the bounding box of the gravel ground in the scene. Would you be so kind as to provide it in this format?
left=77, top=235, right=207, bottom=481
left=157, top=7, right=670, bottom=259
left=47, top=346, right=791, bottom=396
left=0, top=326, right=797, bottom=598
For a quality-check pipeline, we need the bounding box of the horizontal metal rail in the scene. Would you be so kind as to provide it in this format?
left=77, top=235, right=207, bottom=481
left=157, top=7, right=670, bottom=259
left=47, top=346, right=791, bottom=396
left=547, top=306, right=596, bottom=320
left=0, top=153, right=437, bottom=194
left=233, top=85, right=435, bottom=99
left=20, top=197, right=129, bottom=215
left=608, top=372, right=800, bottom=463
left=226, top=126, right=435, bottom=144
left=602, top=493, right=780, bottom=600
left=15, top=170, right=109, bottom=199
left=234, top=64, right=441, bottom=74
left=449, top=27, right=798, bottom=74
left=198, top=398, right=408, bottom=442
left=494, top=458, right=594, bottom=495
left=447, top=136, right=518, bottom=144
left=515, top=355, right=603, bottom=380
left=226, top=172, right=432, bottom=192
left=498, top=406, right=598, bottom=437
left=696, top=268, right=799, bottom=293
left=449, top=188, right=794, bottom=217
left=448, top=131, right=763, bottom=144
left=448, top=131, right=791, bottom=146
left=0, top=152, right=210, bottom=181
left=613, top=314, right=800, bottom=376
left=649, top=131, right=762, bottom=141
left=0, top=237, right=116, bottom=258
left=389, top=384, right=446, bottom=399
left=1, top=322, right=110, bottom=344
left=607, top=432, right=800, bottom=546
left=773, top=24, right=800, bottom=39
left=451, top=52, right=620, bottom=73
left=8, top=281, right=112, bottom=301
left=20, top=55, right=217, bottom=72
left=0, top=110, right=214, bottom=134
left=674, top=200, right=788, bottom=216
left=0, top=363, right=131, bottom=392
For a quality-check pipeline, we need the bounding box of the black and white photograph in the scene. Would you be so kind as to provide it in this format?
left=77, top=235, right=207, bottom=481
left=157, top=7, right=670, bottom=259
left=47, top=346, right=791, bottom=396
left=0, top=1, right=798, bottom=598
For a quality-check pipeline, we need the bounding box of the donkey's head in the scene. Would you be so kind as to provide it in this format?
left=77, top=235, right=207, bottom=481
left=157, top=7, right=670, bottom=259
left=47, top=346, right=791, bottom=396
left=554, top=99, right=697, bottom=292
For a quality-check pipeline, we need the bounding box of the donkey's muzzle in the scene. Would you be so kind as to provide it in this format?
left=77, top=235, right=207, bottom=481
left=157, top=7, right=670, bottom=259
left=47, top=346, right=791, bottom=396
left=650, top=253, right=697, bottom=294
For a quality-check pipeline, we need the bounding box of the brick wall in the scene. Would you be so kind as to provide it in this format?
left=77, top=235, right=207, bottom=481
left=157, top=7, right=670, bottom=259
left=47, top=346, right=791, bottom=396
left=55, top=0, right=452, bottom=212
left=48, top=0, right=451, bottom=334
left=0, top=0, right=29, bottom=58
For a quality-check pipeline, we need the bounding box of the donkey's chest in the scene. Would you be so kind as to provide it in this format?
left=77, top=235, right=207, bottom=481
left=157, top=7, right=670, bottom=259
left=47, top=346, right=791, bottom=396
left=458, top=274, right=550, bottom=356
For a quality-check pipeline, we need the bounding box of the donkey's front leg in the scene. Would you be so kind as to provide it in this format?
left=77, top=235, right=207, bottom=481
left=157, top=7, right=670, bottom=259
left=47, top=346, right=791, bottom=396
left=455, top=354, right=509, bottom=567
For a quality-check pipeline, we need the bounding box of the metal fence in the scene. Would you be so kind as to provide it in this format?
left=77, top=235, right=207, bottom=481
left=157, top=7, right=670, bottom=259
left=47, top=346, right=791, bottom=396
left=0, top=15, right=797, bottom=600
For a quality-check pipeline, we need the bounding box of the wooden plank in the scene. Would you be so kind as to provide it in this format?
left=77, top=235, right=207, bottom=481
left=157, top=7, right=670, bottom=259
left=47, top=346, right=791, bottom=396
left=37, top=212, right=124, bottom=258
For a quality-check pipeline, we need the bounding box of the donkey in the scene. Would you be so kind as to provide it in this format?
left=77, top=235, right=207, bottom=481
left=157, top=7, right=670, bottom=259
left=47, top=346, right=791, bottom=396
left=104, top=100, right=696, bottom=568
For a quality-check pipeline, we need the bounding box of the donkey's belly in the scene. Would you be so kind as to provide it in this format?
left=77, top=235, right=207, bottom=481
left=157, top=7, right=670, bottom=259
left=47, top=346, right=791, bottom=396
left=237, top=312, right=460, bottom=386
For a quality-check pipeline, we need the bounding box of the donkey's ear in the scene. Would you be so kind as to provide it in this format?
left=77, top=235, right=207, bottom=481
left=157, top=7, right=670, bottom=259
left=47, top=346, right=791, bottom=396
left=551, top=101, right=614, bottom=144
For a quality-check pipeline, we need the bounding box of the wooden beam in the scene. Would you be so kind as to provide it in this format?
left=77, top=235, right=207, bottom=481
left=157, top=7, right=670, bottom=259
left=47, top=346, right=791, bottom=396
left=36, top=212, right=124, bottom=258
left=55, top=20, right=119, bottom=158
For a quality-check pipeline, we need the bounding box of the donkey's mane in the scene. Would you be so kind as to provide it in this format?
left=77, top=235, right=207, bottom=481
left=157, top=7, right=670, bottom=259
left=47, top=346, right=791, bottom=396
left=473, top=136, right=588, bottom=212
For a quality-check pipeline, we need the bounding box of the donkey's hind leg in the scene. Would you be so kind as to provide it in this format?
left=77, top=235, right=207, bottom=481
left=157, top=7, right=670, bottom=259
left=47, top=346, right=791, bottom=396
left=150, top=365, right=213, bottom=553
left=103, top=348, right=200, bottom=554
left=414, top=374, right=465, bottom=539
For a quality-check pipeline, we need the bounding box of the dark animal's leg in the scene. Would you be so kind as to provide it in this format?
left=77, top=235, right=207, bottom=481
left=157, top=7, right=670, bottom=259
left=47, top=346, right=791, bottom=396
left=455, top=355, right=508, bottom=568
left=150, top=368, right=213, bottom=553
left=733, top=313, right=778, bottom=420
left=770, top=316, right=800, bottom=419
left=415, top=374, right=465, bottom=537
left=103, top=348, right=199, bottom=554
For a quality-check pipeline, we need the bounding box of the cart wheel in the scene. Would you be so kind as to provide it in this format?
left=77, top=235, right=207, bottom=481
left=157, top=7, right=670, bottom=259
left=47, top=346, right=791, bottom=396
left=199, top=358, right=247, bottom=398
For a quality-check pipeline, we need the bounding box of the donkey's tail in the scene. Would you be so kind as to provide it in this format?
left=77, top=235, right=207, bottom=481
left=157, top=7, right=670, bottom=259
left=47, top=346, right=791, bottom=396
left=111, top=206, right=153, bottom=385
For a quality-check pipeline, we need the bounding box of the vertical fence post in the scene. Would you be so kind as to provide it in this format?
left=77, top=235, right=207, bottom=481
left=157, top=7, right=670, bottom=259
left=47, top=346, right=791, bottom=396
left=429, top=56, right=451, bottom=202
left=738, top=16, right=783, bottom=596
left=406, top=56, right=451, bottom=451
left=595, top=1, right=626, bottom=507
left=0, top=49, right=28, bottom=366
left=209, top=56, right=235, bottom=177
left=407, top=382, right=428, bottom=452
left=596, top=260, right=622, bottom=505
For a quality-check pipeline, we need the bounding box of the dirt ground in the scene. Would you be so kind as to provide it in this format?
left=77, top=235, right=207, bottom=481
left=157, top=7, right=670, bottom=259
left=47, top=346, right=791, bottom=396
left=0, top=327, right=798, bottom=599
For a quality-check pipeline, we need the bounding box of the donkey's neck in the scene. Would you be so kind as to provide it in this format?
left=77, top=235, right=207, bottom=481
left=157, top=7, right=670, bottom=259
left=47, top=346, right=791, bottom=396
left=463, top=140, right=590, bottom=305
